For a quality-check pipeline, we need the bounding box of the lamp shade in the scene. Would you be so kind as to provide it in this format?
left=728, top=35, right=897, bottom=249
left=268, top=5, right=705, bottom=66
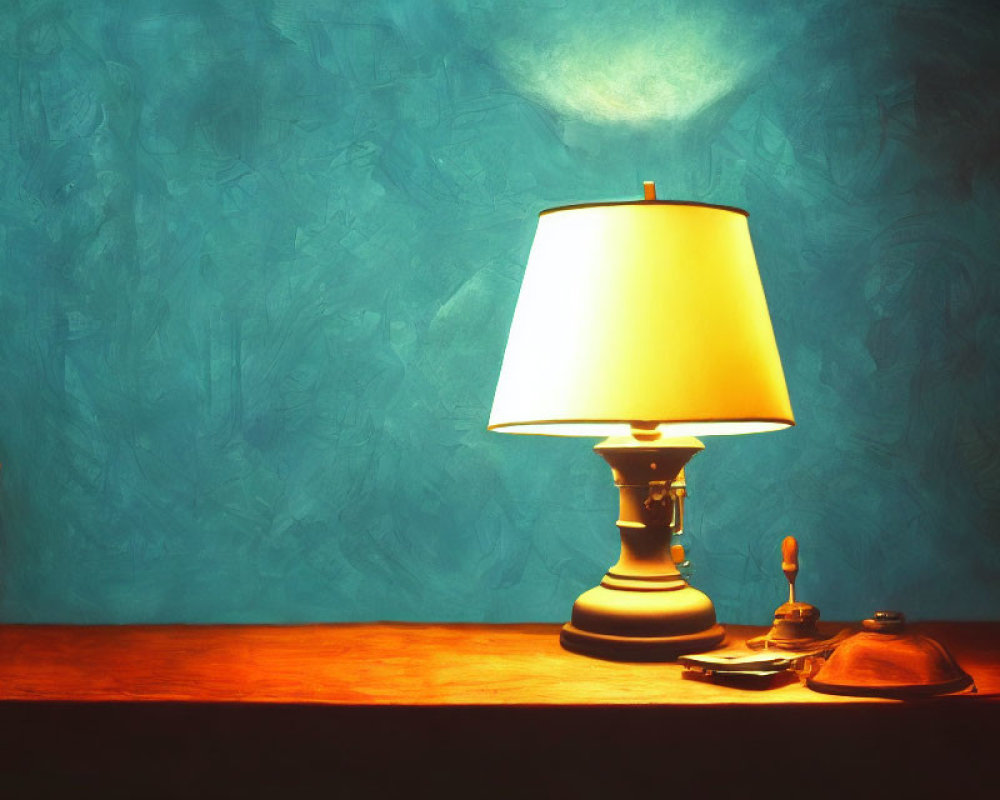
left=489, top=199, right=794, bottom=437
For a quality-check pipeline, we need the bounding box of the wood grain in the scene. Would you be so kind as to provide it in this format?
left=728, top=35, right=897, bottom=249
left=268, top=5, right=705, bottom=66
left=1, top=621, right=997, bottom=705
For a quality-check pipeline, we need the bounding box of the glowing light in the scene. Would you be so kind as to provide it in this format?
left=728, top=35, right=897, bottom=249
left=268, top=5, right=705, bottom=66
left=487, top=2, right=803, bottom=125
left=498, top=35, right=739, bottom=124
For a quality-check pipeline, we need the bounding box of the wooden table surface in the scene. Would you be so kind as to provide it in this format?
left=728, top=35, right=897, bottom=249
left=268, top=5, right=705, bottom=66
left=1, top=622, right=998, bottom=795
left=1, top=620, right=997, bottom=705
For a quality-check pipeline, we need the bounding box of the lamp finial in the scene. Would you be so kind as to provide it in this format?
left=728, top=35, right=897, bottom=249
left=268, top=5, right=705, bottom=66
left=643, top=181, right=656, bottom=201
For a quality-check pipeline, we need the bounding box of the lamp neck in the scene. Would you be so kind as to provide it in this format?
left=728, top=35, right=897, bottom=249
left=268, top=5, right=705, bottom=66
left=593, top=438, right=702, bottom=590
left=594, top=436, right=703, bottom=487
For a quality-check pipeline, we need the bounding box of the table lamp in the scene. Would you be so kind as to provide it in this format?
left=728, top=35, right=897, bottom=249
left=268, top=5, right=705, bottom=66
left=488, top=182, right=794, bottom=660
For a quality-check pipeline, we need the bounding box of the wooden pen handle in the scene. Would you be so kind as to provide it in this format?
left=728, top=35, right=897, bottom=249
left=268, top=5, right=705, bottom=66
left=782, top=536, right=798, bottom=603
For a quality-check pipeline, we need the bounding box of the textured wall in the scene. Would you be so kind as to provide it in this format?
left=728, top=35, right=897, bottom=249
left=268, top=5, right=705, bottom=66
left=0, top=0, right=997, bottom=623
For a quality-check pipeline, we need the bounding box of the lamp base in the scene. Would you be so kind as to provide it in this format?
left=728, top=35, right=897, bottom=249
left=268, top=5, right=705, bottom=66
left=560, top=625, right=725, bottom=661
left=560, top=435, right=725, bottom=661
left=559, top=600, right=726, bottom=661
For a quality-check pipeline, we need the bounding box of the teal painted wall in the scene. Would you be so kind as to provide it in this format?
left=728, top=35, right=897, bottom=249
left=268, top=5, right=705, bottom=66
left=0, top=0, right=997, bottom=624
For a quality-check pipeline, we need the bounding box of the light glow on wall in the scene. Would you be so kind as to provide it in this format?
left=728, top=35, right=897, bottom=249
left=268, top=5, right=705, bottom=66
left=491, top=1, right=805, bottom=125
